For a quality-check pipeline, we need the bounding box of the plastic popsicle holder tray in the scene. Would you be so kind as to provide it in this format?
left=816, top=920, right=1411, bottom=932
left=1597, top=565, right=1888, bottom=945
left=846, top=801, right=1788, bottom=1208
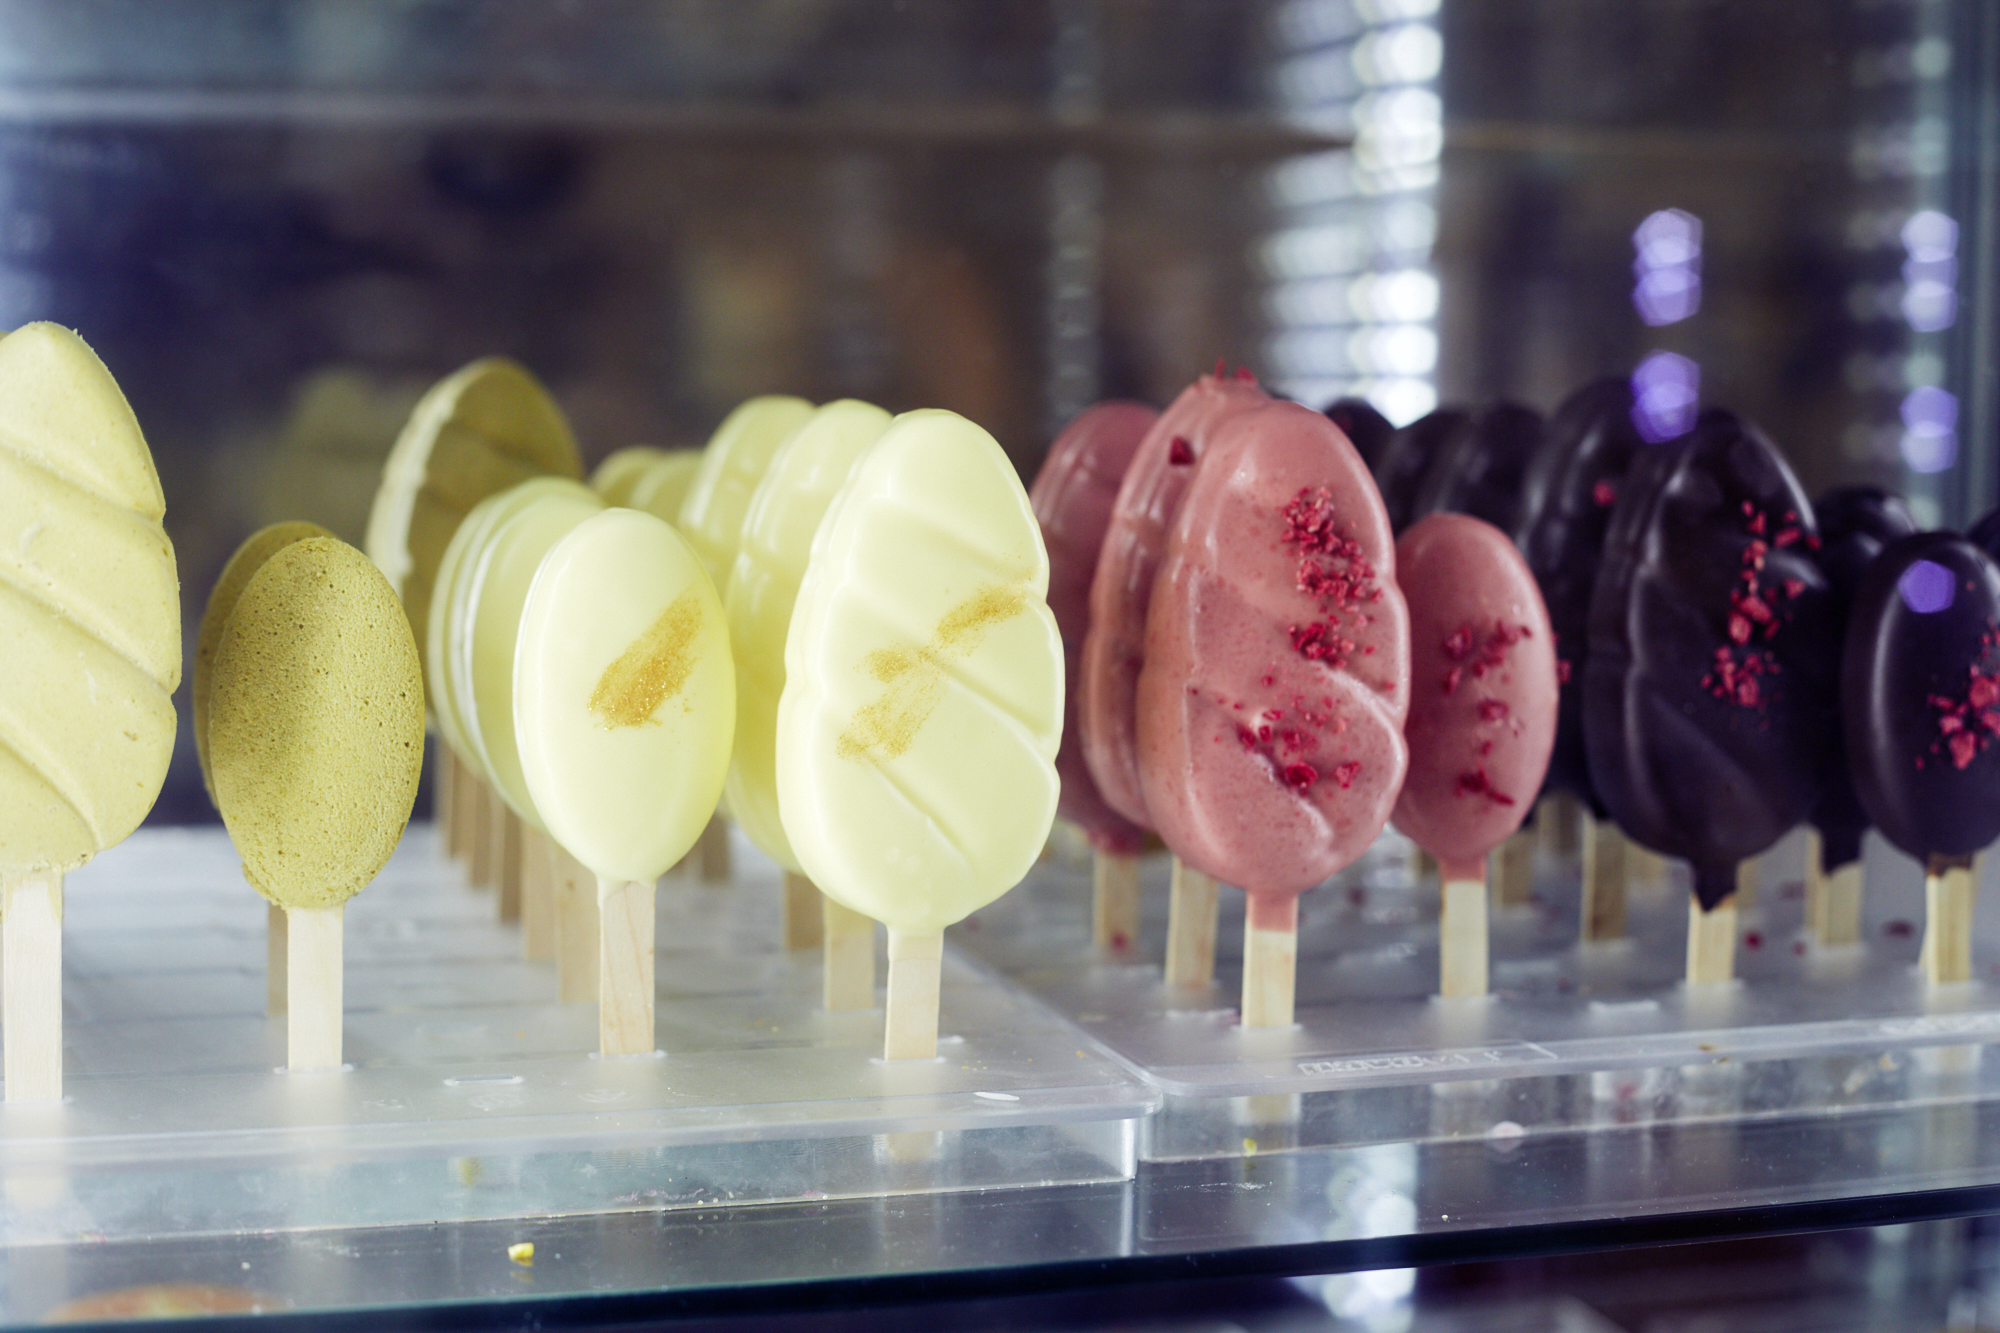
left=952, top=823, right=2000, bottom=1161
left=0, top=825, right=1154, bottom=1244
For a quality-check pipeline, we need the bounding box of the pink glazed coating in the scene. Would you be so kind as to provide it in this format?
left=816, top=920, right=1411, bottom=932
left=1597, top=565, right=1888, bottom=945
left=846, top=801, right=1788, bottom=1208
left=1135, top=400, right=1410, bottom=932
left=1031, top=400, right=1159, bottom=853
left=1390, top=513, right=1557, bottom=881
left=1080, top=370, right=1271, bottom=830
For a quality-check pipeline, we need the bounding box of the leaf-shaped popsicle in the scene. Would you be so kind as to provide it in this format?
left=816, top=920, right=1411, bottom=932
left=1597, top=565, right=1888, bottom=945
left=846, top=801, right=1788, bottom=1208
left=1030, top=400, right=1156, bottom=951
left=0, top=323, right=182, bottom=1101
left=210, top=537, right=425, bottom=1070
left=589, top=446, right=670, bottom=506
left=1844, top=532, right=2000, bottom=984
left=1137, top=400, right=1410, bottom=1027
left=515, top=509, right=735, bottom=1055
left=777, top=410, right=1062, bottom=1061
left=1512, top=377, right=1645, bottom=938
left=1391, top=513, right=1557, bottom=998
left=1584, top=409, right=1838, bottom=983
left=1080, top=370, right=1268, bottom=980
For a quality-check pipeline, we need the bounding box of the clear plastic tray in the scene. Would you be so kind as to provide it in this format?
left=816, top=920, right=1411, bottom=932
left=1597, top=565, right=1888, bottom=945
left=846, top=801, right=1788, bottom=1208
left=954, top=824, right=2000, bottom=1161
left=0, top=826, right=1154, bottom=1244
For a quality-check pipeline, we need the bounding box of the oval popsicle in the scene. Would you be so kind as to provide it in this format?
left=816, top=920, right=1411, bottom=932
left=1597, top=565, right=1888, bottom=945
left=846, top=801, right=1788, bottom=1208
left=0, top=322, right=182, bottom=1102
left=1391, top=513, right=1557, bottom=997
left=1806, top=486, right=1917, bottom=945
left=515, top=507, right=734, bottom=1054
left=1584, top=408, right=1838, bottom=982
left=677, top=395, right=815, bottom=589
left=198, top=524, right=333, bottom=801
left=1033, top=400, right=1155, bottom=858
left=1324, top=397, right=1394, bottom=472
left=624, top=450, right=702, bottom=526
left=364, top=357, right=580, bottom=691
left=589, top=446, right=669, bottom=506
left=1844, top=532, right=2000, bottom=984
left=1136, top=399, right=1410, bottom=1026
left=777, top=409, right=1062, bottom=1060
left=209, top=536, right=425, bottom=1068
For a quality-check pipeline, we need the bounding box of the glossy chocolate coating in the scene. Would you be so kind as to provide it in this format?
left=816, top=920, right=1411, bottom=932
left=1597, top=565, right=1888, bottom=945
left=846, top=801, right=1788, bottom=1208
left=1324, top=397, right=1394, bottom=472
left=1372, top=408, right=1469, bottom=533
left=1583, top=408, right=1838, bottom=909
left=1808, top=486, right=1917, bottom=870
left=1512, top=378, right=1644, bottom=816
left=1843, top=531, right=2000, bottom=863
left=1407, top=401, right=1544, bottom=536
left=1969, top=504, right=2000, bottom=562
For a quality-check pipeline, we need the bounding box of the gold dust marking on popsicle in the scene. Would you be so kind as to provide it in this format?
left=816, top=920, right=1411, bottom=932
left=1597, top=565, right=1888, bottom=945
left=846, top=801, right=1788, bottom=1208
left=839, top=582, right=1026, bottom=762
left=590, top=591, right=702, bottom=728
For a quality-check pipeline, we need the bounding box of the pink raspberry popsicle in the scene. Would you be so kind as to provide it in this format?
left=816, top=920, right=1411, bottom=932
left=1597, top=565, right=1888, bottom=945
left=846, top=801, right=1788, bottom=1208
left=1080, top=369, right=1270, bottom=972
left=1391, top=513, right=1558, bottom=998
left=1030, top=401, right=1157, bottom=949
left=1137, top=399, right=1411, bottom=1026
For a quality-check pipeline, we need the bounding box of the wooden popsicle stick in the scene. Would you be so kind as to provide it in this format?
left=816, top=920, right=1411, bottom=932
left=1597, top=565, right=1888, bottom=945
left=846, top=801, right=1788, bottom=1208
left=597, top=876, right=656, bottom=1056
left=496, top=802, right=523, bottom=924
left=1439, top=860, right=1488, bottom=999
left=1413, top=846, right=1436, bottom=885
left=1627, top=843, right=1667, bottom=891
left=783, top=870, right=823, bottom=950
left=1922, top=855, right=1976, bottom=986
left=1164, top=859, right=1219, bottom=989
left=455, top=751, right=479, bottom=867
left=1492, top=830, right=1534, bottom=908
left=520, top=826, right=556, bottom=961
left=1685, top=892, right=1738, bottom=986
left=1822, top=862, right=1863, bottom=949
left=883, top=928, right=943, bottom=1060
left=555, top=846, right=598, bottom=1004
left=698, top=815, right=732, bottom=883
left=467, top=769, right=495, bottom=888
left=1734, top=857, right=1758, bottom=912
left=1579, top=816, right=1626, bottom=943
left=1803, top=828, right=1827, bottom=941
left=266, top=901, right=287, bottom=1016
left=436, top=736, right=457, bottom=859
left=3, top=872, right=62, bottom=1102
left=823, top=894, right=876, bottom=1012
left=286, top=904, right=344, bottom=1071
left=1092, top=850, right=1142, bottom=954
left=1240, top=895, right=1298, bottom=1028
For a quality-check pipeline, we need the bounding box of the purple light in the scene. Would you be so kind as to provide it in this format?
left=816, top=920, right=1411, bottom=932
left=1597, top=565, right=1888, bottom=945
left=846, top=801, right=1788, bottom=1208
left=1629, top=352, right=1699, bottom=443
left=1900, top=385, right=1958, bottom=473
left=1632, top=209, right=1702, bottom=327
left=1902, top=210, right=1958, bottom=263
left=1899, top=559, right=1955, bottom=614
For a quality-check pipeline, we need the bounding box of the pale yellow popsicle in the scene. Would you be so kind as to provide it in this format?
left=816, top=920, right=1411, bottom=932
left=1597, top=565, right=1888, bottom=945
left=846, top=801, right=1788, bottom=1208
left=588, top=446, right=669, bottom=506
left=365, top=357, right=580, bottom=691
left=776, top=410, right=1060, bottom=1059
left=0, top=323, right=181, bottom=875
left=462, top=481, right=605, bottom=824
left=515, top=508, right=734, bottom=1055
left=725, top=399, right=892, bottom=870
left=676, top=396, right=814, bottom=589
left=516, top=508, right=734, bottom=883
left=0, top=323, right=181, bottom=1103
left=625, top=451, right=702, bottom=527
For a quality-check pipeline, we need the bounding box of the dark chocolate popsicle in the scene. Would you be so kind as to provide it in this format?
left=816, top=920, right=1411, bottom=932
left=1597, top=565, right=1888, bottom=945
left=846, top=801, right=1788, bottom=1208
left=1583, top=409, right=1839, bottom=924
left=1843, top=531, right=2000, bottom=983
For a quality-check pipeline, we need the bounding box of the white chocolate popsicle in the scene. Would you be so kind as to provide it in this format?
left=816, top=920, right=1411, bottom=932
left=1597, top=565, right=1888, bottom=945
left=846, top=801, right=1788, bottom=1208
left=677, top=395, right=815, bottom=590
left=589, top=446, right=670, bottom=506
left=514, top=508, right=735, bottom=1055
left=776, top=409, right=1062, bottom=1060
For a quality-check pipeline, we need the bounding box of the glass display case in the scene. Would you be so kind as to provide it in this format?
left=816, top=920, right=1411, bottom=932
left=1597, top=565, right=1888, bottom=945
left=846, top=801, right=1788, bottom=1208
left=1, top=1, right=1998, bottom=1325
